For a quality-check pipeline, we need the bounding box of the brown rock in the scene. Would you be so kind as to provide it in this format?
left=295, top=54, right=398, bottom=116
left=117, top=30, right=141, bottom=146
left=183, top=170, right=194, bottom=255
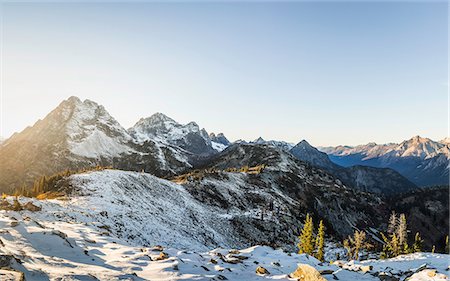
left=256, top=266, right=270, bottom=275
left=289, top=264, right=326, bottom=281
left=9, top=221, right=19, bottom=227
left=360, top=265, right=373, bottom=273
left=23, top=202, right=41, bottom=212
left=153, top=252, right=169, bottom=261
left=0, top=269, right=25, bottom=281
left=150, top=245, right=164, bottom=252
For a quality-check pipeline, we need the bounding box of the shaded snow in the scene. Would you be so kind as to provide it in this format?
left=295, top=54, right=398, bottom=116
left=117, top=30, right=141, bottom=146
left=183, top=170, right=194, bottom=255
left=212, top=141, right=227, bottom=152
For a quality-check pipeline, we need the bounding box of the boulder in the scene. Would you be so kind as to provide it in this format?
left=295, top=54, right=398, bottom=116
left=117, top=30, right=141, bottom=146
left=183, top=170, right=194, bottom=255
left=255, top=266, right=270, bottom=275
left=0, top=269, right=25, bottom=281
left=0, top=254, right=14, bottom=267
left=378, top=273, right=399, bottom=281
left=23, top=202, right=41, bottom=212
left=150, top=245, right=164, bottom=252
left=153, top=252, right=169, bottom=261
left=360, top=265, right=373, bottom=273
left=9, top=221, right=19, bottom=227
left=426, top=270, right=437, bottom=277
left=289, top=264, right=326, bottom=281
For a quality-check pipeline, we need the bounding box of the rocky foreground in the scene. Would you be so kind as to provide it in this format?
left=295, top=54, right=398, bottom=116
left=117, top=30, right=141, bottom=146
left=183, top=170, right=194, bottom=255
left=0, top=197, right=448, bottom=280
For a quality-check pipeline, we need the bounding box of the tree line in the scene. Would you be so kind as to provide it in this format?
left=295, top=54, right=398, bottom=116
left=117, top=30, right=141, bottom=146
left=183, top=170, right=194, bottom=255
left=297, top=212, right=449, bottom=261
left=11, top=165, right=113, bottom=198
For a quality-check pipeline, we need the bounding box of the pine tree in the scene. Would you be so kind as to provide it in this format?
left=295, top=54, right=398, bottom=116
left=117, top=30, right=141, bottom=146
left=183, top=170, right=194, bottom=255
left=397, top=214, right=408, bottom=254
left=380, top=232, right=390, bottom=259
left=387, top=212, right=397, bottom=234
left=344, top=230, right=372, bottom=260
left=445, top=235, right=449, bottom=254
left=350, top=230, right=367, bottom=260
left=298, top=214, right=314, bottom=255
left=390, top=233, right=400, bottom=257
left=314, top=220, right=325, bottom=261
left=343, top=238, right=352, bottom=260
left=412, top=232, right=423, bottom=253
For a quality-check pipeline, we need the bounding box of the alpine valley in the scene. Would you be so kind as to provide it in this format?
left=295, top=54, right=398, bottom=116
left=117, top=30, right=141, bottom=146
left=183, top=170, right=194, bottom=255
left=0, top=97, right=448, bottom=281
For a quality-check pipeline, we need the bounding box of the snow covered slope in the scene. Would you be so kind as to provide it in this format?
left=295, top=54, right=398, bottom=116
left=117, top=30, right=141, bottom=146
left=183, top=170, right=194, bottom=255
left=0, top=198, right=448, bottom=280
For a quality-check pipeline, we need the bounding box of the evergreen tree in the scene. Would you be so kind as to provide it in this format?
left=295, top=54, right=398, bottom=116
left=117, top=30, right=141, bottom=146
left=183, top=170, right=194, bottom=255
left=314, top=220, right=325, bottom=261
left=387, top=212, right=397, bottom=234
left=350, top=230, right=367, bottom=260
left=390, top=233, right=400, bottom=257
left=343, top=238, right=352, bottom=260
left=445, top=235, right=449, bottom=254
left=344, top=230, right=372, bottom=260
left=412, top=232, right=423, bottom=253
left=397, top=214, right=408, bottom=254
left=298, top=214, right=314, bottom=255
left=380, top=232, right=390, bottom=259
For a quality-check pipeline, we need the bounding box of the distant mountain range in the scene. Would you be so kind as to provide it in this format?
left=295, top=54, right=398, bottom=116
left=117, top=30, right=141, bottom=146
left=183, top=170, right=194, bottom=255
left=319, top=136, right=449, bottom=186
left=0, top=96, right=447, bottom=195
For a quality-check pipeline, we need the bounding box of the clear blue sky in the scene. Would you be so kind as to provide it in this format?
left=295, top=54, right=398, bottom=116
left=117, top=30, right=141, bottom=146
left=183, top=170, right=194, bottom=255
left=1, top=1, right=447, bottom=146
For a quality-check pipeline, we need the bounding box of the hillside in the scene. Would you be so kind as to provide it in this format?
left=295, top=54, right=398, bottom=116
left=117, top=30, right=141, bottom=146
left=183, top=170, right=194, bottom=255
left=0, top=193, right=448, bottom=280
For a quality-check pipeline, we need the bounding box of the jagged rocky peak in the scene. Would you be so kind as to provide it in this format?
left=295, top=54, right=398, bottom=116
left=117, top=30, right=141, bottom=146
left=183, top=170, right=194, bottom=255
left=295, top=139, right=313, bottom=148
left=440, top=137, right=450, bottom=145
left=55, top=96, right=133, bottom=159
left=209, top=132, right=230, bottom=146
left=250, top=137, right=294, bottom=152
left=253, top=137, right=266, bottom=143
left=290, top=140, right=337, bottom=170
left=396, top=135, right=446, bottom=159
left=129, top=113, right=217, bottom=156
left=141, top=112, right=176, bottom=126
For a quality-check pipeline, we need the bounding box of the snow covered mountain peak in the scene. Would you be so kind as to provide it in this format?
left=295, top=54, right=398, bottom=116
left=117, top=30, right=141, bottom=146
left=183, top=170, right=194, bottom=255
left=129, top=113, right=217, bottom=155
left=138, top=112, right=177, bottom=127
left=253, top=137, right=266, bottom=143
left=57, top=97, right=134, bottom=158
left=250, top=137, right=295, bottom=152
left=440, top=137, right=450, bottom=145
left=320, top=136, right=449, bottom=186
left=396, top=135, right=446, bottom=159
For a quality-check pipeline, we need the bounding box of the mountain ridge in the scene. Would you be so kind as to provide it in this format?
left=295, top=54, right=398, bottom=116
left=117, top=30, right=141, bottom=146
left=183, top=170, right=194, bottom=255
left=319, top=136, right=449, bottom=186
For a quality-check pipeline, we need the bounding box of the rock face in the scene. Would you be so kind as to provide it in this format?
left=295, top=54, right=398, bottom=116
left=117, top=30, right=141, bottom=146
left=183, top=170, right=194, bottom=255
left=320, top=136, right=450, bottom=186
left=290, top=140, right=418, bottom=195
left=209, top=133, right=230, bottom=146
